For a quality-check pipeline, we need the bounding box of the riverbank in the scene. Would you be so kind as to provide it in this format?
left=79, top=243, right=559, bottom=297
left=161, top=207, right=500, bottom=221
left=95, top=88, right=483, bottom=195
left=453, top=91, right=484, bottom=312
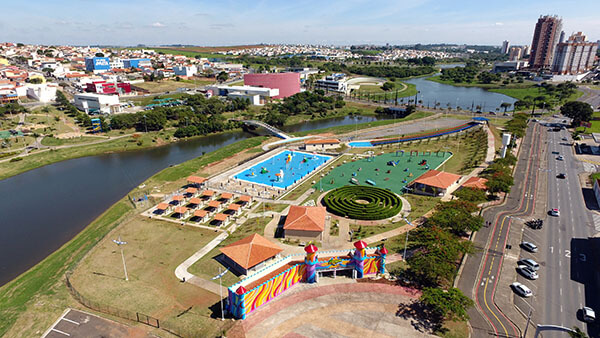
left=427, top=75, right=536, bottom=89
left=0, top=136, right=269, bottom=337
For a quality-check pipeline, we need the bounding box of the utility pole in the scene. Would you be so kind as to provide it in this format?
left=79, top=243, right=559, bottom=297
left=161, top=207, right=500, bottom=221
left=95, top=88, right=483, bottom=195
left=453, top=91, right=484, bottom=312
left=113, top=236, right=128, bottom=281
left=523, top=308, right=532, bottom=337
left=211, top=267, right=229, bottom=321
left=143, top=114, right=148, bottom=133
left=402, top=217, right=413, bottom=260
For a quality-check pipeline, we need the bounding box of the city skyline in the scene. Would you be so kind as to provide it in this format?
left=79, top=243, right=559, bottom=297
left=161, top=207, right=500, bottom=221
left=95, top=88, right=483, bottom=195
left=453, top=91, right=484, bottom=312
left=1, top=0, right=599, bottom=46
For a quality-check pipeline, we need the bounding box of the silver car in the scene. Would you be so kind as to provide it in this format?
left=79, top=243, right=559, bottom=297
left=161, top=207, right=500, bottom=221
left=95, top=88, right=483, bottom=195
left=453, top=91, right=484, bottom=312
left=517, top=265, right=539, bottom=280
left=511, top=282, right=533, bottom=297
left=518, top=258, right=540, bottom=271
left=582, top=307, right=596, bottom=322
left=521, top=241, right=538, bottom=253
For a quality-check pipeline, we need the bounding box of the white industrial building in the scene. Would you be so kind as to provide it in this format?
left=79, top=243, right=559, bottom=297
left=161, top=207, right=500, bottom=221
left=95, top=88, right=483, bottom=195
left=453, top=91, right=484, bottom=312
left=206, top=85, right=279, bottom=106
left=26, top=83, right=58, bottom=103
left=110, top=58, right=125, bottom=69
left=551, top=32, right=598, bottom=75
left=315, top=74, right=348, bottom=93
left=74, top=93, right=121, bottom=114
left=173, top=65, right=198, bottom=77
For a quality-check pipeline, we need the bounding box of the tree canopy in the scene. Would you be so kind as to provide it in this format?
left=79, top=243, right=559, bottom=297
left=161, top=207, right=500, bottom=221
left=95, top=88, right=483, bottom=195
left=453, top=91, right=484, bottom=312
left=420, top=287, right=474, bottom=321
left=560, top=101, right=593, bottom=127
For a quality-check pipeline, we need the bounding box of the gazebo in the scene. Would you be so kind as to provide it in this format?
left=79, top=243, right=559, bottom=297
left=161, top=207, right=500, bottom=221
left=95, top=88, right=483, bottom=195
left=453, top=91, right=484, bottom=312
left=187, top=175, right=207, bottom=188
left=213, top=213, right=229, bottom=226
left=192, top=209, right=208, bottom=222
left=155, top=202, right=170, bottom=215
left=201, top=190, right=215, bottom=201
left=171, top=195, right=185, bottom=205
left=238, top=195, right=252, bottom=206
left=207, top=200, right=222, bottom=212
left=184, top=187, right=198, bottom=198
left=172, top=206, right=190, bottom=219
left=226, top=203, right=241, bottom=216
left=187, top=197, right=202, bottom=209
left=220, top=192, right=233, bottom=202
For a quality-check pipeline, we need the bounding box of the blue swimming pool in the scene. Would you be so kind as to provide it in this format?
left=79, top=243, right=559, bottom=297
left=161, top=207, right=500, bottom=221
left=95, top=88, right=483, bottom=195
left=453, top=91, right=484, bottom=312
left=348, top=141, right=374, bottom=148
left=234, top=150, right=332, bottom=189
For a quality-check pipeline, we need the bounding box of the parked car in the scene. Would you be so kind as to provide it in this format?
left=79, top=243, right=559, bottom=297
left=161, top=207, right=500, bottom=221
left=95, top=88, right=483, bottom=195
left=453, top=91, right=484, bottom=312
left=521, top=241, right=538, bottom=253
left=557, top=173, right=566, bottom=179
left=550, top=208, right=560, bottom=217
left=582, top=307, right=596, bottom=322
left=511, top=282, right=533, bottom=297
left=518, top=258, right=540, bottom=271
left=557, top=155, right=564, bottom=161
left=517, top=265, right=539, bottom=280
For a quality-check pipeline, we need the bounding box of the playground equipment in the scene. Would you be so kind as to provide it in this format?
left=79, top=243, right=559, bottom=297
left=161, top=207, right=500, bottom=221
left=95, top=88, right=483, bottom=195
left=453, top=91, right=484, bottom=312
left=350, top=178, right=359, bottom=185
left=304, top=244, right=318, bottom=283
left=275, top=169, right=284, bottom=182
left=366, top=179, right=376, bottom=186
left=419, top=159, right=428, bottom=166
left=260, top=167, right=269, bottom=174
left=410, top=150, right=419, bottom=156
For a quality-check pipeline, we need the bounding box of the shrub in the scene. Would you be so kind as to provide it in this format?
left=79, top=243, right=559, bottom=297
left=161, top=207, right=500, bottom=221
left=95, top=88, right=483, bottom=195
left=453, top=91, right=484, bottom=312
left=322, top=186, right=402, bottom=220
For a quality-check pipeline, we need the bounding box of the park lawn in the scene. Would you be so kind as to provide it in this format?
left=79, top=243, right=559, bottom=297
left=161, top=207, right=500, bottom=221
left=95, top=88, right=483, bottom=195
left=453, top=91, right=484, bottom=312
left=576, top=120, right=600, bottom=134
left=129, top=92, right=188, bottom=106
left=27, top=106, right=81, bottom=135
left=350, top=221, right=402, bottom=240
left=0, top=114, right=20, bottom=130
left=69, top=217, right=229, bottom=337
left=489, top=87, right=584, bottom=103
left=134, top=80, right=202, bottom=93
left=147, top=47, right=227, bottom=59
left=0, top=135, right=36, bottom=151
left=439, top=319, right=470, bottom=338
left=354, top=82, right=417, bottom=100
left=188, top=217, right=271, bottom=286
left=41, top=135, right=103, bottom=146
left=257, top=202, right=289, bottom=213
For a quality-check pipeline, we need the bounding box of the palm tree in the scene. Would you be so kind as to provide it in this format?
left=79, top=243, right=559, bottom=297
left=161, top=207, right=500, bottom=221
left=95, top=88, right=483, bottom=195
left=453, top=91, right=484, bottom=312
left=500, top=102, right=512, bottom=113
left=568, top=327, right=588, bottom=338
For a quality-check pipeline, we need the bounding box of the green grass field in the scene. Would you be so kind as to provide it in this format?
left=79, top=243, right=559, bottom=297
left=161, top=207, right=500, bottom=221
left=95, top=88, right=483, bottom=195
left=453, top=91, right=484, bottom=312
left=427, top=75, right=535, bottom=89
left=489, top=87, right=584, bottom=102
left=136, top=48, right=225, bottom=59
left=315, top=151, right=452, bottom=195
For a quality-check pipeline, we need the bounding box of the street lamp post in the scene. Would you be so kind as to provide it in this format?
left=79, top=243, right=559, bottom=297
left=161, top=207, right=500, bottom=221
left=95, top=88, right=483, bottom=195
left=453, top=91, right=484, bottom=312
left=402, top=217, right=414, bottom=260
left=143, top=114, right=148, bottom=133
left=211, top=267, right=229, bottom=321
left=112, top=236, right=129, bottom=281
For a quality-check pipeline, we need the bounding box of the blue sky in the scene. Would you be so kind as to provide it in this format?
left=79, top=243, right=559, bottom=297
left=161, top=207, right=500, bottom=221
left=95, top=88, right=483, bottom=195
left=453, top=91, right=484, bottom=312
left=1, top=0, right=599, bottom=46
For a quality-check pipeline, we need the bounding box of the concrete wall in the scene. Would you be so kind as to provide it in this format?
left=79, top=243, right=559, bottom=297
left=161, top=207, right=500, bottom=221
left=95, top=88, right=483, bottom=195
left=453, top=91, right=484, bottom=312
left=284, top=229, right=323, bottom=241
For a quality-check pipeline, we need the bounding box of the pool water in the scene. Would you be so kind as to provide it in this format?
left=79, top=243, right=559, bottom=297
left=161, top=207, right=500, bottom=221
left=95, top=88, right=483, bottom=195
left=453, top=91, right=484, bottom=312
left=234, top=150, right=332, bottom=189
left=348, top=141, right=374, bottom=148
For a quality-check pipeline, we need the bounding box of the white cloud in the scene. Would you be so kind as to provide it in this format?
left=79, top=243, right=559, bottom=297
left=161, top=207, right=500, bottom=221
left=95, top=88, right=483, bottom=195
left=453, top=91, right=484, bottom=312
left=495, top=22, right=504, bottom=26
left=151, top=22, right=165, bottom=28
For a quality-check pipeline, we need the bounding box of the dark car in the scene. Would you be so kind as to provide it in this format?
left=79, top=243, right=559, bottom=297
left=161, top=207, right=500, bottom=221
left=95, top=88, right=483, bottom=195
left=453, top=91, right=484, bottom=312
left=557, top=173, right=566, bottom=179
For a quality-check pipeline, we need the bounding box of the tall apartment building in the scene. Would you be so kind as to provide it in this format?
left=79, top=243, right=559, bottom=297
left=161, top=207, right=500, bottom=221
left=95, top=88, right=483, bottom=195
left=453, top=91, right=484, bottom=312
left=501, top=40, right=510, bottom=54
left=509, top=47, right=523, bottom=61
left=551, top=32, right=598, bottom=75
left=523, top=45, right=531, bottom=56
left=529, top=15, right=563, bottom=70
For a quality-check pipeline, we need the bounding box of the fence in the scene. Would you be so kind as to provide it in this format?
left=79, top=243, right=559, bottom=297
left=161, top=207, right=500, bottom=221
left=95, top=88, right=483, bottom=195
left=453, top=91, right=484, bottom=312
left=65, top=273, right=202, bottom=337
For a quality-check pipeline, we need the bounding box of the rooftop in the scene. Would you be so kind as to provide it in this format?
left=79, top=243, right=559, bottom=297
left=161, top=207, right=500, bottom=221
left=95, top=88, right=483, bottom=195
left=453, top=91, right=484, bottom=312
left=413, top=169, right=461, bottom=189
left=284, top=205, right=326, bottom=232
left=219, top=233, right=282, bottom=270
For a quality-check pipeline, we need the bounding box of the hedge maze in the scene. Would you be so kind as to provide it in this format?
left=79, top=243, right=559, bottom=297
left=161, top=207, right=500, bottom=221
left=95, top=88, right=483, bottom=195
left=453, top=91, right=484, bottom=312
left=322, top=186, right=402, bottom=220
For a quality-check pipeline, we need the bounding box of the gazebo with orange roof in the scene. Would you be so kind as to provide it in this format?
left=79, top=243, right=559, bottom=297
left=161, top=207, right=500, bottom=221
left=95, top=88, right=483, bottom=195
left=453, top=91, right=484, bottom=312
left=201, top=190, right=215, bottom=200
left=155, top=202, right=170, bottom=214
left=409, top=169, right=461, bottom=197
left=219, top=233, right=283, bottom=274
left=187, top=197, right=202, bottom=208
left=460, top=176, right=488, bottom=190
left=238, top=195, right=252, bottom=205
left=187, top=175, right=207, bottom=186
left=220, top=192, right=233, bottom=201
left=213, top=213, right=229, bottom=226
left=172, top=206, right=190, bottom=219
left=193, top=209, right=208, bottom=221
left=184, top=187, right=198, bottom=197
left=171, top=195, right=184, bottom=204
left=207, top=200, right=222, bottom=211
left=226, top=203, right=241, bottom=215
left=283, top=205, right=326, bottom=240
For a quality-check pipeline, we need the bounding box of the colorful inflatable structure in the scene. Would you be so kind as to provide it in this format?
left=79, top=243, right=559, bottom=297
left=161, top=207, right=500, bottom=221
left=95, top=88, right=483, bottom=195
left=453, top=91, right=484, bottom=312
left=227, top=241, right=388, bottom=320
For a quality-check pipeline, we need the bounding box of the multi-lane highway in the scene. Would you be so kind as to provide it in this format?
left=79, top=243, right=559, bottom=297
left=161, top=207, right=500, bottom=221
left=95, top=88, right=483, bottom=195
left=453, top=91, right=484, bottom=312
left=520, top=119, right=599, bottom=337
left=469, top=122, right=543, bottom=338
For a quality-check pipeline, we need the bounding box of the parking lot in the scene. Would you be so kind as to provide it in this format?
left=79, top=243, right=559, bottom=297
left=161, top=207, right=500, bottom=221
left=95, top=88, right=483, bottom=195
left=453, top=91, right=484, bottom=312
left=43, top=308, right=152, bottom=338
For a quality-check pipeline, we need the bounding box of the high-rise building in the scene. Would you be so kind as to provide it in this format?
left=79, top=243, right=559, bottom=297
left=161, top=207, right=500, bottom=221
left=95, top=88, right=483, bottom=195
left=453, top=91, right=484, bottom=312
left=501, top=40, right=510, bottom=54
left=559, top=31, right=566, bottom=44
left=509, top=47, right=523, bottom=61
left=523, top=45, right=531, bottom=56
left=529, top=15, right=563, bottom=70
left=551, top=32, right=598, bottom=75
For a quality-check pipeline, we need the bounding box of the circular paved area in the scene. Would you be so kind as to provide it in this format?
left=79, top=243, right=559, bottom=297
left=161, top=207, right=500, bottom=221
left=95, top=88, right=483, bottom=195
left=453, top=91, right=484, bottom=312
left=235, top=281, right=435, bottom=338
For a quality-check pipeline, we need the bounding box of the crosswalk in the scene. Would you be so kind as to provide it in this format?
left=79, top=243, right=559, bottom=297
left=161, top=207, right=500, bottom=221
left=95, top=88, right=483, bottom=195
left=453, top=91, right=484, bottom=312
left=592, top=213, right=600, bottom=232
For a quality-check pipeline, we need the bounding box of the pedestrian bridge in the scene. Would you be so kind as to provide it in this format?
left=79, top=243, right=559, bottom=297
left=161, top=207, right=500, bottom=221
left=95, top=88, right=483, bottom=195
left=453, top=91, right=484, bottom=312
left=242, top=120, right=291, bottom=139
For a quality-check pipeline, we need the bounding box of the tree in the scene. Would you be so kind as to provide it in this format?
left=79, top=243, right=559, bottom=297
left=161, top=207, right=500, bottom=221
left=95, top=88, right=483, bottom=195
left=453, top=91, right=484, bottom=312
left=28, top=77, right=43, bottom=84
left=216, top=71, right=229, bottom=82
left=427, top=200, right=484, bottom=234
left=568, top=327, right=588, bottom=338
left=382, top=81, right=395, bottom=91
left=485, top=171, right=514, bottom=195
left=561, top=101, right=593, bottom=127
left=500, top=102, right=512, bottom=113
left=453, top=187, right=487, bottom=203
left=95, top=52, right=104, bottom=57
left=420, top=287, right=474, bottom=321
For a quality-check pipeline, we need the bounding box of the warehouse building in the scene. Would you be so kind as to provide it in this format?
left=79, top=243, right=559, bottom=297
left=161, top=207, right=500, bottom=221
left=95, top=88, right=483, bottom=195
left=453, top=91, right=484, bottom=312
left=243, top=72, right=301, bottom=99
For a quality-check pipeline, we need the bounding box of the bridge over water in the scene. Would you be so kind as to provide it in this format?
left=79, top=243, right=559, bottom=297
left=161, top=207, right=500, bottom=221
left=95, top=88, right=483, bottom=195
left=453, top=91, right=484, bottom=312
left=241, top=120, right=291, bottom=139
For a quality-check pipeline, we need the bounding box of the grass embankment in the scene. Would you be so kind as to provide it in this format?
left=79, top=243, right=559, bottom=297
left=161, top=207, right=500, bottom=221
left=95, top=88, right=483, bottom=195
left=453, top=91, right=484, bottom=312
left=0, top=131, right=173, bottom=180
left=427, top=75, right=535, bottom=89
left=0, top=136, right=267, bottom=337
left=41, top=136, right=103, bottom=146
left=489, top=87, right=584, bottom=102
left=188, top=217, right=271, bottom=286
left=146, top=47, right=229, bottom=59
left=292, top=111, right=434, bottom=137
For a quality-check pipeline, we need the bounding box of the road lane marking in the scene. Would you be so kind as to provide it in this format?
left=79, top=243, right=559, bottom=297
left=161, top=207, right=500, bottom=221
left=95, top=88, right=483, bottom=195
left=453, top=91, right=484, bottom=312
left=51, top=328, right=71, bottom=336
left=560, top=288, right=562, bottom=296
left=62, top=318, right=79, bottom=325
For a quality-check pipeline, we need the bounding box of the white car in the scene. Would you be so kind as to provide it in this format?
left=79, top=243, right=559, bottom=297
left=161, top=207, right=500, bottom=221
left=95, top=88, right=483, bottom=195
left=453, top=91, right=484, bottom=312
left=582, top=307, right=596, bottom=322
left=517, top=265, right=539, bottom=280
left=511, top=282, right=533, bottom=297
left=521, top=241, right=538, bottom=253
left=550, top=208, right=560, bottom=217
left=557, top=155, right=564, bottom=161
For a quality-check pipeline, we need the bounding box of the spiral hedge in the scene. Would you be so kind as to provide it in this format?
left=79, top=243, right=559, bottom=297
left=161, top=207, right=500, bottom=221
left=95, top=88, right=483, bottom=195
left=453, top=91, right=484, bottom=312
left=322, top=186, right=402, bottom=220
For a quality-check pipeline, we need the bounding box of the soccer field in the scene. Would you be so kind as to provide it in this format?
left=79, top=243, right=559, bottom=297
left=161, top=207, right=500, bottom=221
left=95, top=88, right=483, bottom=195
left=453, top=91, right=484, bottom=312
left=314, top=151, right=452, bottom=194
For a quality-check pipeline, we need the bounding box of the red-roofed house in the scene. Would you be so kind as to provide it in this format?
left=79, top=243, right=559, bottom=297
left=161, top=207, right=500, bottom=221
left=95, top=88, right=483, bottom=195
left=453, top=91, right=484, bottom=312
left=409, top=169, right=462, bottom=197
left=219, top=233, right=283, bottom=274
left=303, top=138, right=341, bottom=151
left=283, top=205, right=326, bottom=240
left=461, top=176, right=488, bottom=190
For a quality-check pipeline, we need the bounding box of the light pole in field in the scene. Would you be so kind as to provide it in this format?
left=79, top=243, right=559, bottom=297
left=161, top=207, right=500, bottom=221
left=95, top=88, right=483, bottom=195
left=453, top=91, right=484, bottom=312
left=211, top=267, right=229, bottom=321
left=113, top=236, right=129, bottom=281
left=402, top=217, right=414, bottom=260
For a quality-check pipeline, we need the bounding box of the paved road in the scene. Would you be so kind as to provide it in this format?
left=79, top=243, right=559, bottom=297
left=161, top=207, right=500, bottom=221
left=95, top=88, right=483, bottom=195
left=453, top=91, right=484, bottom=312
left=460, top=122, right=543, bottom=338
left=526, top=119, right=599, bottom=337
left=578, top=86, right=600, bottom=111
